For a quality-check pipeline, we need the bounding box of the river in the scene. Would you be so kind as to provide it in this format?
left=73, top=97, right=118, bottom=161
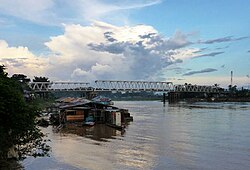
left=22, top=101, right=250, bottom=170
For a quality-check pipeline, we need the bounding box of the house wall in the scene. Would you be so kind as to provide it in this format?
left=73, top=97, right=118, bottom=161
left=76, top=110, right=84, bottom=115
left=66, top=109, right=85, bottom=122
left=66, top=115, right=84, bottom=122
left=115, top=112, right=121, bottom=126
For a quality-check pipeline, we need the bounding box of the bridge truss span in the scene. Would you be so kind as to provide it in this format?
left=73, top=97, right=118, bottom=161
left=29, top=80, right=221, bottom=93
left=95, top=80, right=175, bottom=92
left=29, top=82, right=93, bottom=92
left=174, top=84, right=219, bottom=93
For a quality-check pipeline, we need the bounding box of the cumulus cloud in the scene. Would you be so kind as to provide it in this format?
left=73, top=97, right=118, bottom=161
left=182, top=68, right=217, bottom=76
left=0, top=21, right=201, bottom=81
left=199, top=36, right=249, bottom=44
left=0, top=40, right=48, bottom=77
left=89, top=30, right=192, bottom=54
left=44, top=21, right=196, bottom=81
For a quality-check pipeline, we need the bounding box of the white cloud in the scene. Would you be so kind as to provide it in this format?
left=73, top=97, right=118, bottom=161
left=71, top=68, right=89, bottom=77
left=0, top=40, right=33, bottom=58
left=44, top=21, right=195, bottom=82
left=71, top=63, right=113, bottom=81
left=0, top=21, right=203, bottom=83
left=0, top=0, right=161, bottom=25
left=0, top=40, right=48, bottom=77
left=167, top=48, right=201, bottom=60
left=79, top=0, right=161, bottom=22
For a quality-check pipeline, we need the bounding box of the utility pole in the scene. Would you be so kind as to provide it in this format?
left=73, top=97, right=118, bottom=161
left=231, top=71, right=233, bottom=87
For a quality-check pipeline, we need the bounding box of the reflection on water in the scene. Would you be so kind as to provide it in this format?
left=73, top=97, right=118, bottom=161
left=23, top=101, right=250, bottom=170
left=60, top=124, right=125, bottom=142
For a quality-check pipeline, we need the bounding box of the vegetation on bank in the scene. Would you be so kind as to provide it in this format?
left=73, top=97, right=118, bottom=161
left=181, top=86, right=250, bottom=102
left=29, top=97, right=55, bottom=111
left=0, top=66, right=50, bottom=163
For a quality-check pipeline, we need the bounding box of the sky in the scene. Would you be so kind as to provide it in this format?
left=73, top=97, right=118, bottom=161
left=0, top=0, right=249, bottom=88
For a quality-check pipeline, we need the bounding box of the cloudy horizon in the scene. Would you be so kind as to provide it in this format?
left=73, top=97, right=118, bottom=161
left=0, top=0, right=249, bottom=88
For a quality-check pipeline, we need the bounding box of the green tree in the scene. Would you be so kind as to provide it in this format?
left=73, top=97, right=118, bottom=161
left=11, top=74, right=31, bottom=83
left=33, top=76, right=49, bottom=82
left=0, top=66, right=50, bottom=160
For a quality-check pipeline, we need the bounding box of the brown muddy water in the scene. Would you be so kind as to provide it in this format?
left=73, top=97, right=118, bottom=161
left=22, top=101, right=250, bottom=170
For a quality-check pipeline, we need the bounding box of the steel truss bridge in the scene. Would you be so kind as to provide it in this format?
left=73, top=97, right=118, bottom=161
left=28, top=80, right=221, bottom=93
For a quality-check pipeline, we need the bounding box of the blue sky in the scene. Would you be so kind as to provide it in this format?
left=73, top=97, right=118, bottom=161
left=0, top=0, right=249, bottom=87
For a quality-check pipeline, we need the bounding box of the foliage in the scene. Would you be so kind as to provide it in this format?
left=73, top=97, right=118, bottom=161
left=0, top=65, right=8, bottom=77
left=0, top=66, right=50, bottom=160
left=228, top=85, right=237, bottom=93
left=33, top=76, right=49, bottom=82
left=11, top=74, right=31, bottom=83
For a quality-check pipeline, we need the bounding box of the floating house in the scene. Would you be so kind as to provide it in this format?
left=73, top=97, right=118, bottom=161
left=104, top=109, right=123, bottom=129
left=57, top=98, right=132, bottom=130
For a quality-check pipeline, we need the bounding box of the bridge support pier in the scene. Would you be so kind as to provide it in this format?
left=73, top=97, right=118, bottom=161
left=168, top=92, right=180, bottom=103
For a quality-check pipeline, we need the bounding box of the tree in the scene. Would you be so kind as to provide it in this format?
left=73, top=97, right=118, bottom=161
left=228, top=85, right=237, bottom=93
left=33, top=76, right=49, bottom=82
left=0, top=66, right=50, bottom=160
left=11, top=74, right=30, bottom=83
left=0, top=65, right=8, bottom=77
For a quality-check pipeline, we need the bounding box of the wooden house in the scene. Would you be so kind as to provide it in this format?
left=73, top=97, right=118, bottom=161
left=59, top=103, right=91, bottom=123
left=58, top=100, right=132, bottom=130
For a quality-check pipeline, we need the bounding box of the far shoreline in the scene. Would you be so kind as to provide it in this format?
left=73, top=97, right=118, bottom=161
left=112, top=97, right=250, bottom=103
